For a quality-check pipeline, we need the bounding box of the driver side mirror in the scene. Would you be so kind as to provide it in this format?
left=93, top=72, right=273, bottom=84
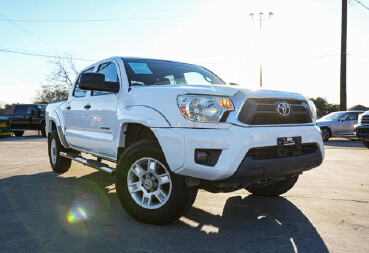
left=79, top=73, right=119, bottom=93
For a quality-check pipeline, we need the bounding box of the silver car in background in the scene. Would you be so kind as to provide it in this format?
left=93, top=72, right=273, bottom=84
left=316, top=111, right=364, bottom=141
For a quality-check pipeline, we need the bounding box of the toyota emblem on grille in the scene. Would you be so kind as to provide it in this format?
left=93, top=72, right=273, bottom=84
left=277, top=102, right=291, bottom=117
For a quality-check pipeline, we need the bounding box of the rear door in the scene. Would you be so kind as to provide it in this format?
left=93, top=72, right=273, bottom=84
left=11, top=105, right=27, bottom=129
left=64, top=67, right=94, bottom=149
left=83, top=61, right=120, bottom=159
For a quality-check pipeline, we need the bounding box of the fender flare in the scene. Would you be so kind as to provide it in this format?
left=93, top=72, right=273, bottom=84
left=117, top=105, right=171, bottom=148
left=47, top=112, right=69, bottom=149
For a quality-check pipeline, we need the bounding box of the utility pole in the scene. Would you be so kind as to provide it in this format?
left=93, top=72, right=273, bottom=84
left=250, top=12, right=273, bottom=88
left=340, top=0, right=347, bottom=111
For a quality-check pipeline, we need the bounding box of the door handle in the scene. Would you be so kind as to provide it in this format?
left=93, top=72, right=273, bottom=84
left=84, top=104, right=91, bottom=110
left=66, top=105, right=71, bottom=110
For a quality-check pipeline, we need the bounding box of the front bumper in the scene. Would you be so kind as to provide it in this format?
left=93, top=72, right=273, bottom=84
left=355, top=125, right=369, bottom=140
left=153, top=124, right=325, bottom=181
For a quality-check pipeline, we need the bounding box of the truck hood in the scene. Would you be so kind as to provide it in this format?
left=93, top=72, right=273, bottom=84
left=126, top=84, right=308, bottom=127
left=129, top=84, right=306, bottom=100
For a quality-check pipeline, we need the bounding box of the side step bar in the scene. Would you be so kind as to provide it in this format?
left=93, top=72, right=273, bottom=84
left=60, top=152, right=115, bottom=175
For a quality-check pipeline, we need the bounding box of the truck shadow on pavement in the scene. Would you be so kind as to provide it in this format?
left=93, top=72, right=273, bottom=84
left=0, top=170, right=328, bottom=252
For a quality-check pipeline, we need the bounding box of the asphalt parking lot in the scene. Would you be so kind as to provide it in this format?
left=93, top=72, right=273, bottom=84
left=1, top=132, right=368, bottom=252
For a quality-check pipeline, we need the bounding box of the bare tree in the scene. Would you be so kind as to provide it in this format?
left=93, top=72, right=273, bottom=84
left=34, top=54, right=78, bottom=103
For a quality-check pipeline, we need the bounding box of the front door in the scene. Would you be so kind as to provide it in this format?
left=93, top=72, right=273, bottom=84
left=336, top=112, right=358, bottom=136
left=83, top=61, right=119, bottom=159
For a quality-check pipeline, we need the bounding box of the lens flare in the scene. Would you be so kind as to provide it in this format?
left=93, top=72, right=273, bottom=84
left=67, top=193, right=98, bottom=224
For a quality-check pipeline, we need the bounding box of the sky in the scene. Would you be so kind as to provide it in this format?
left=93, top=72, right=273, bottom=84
left=0, top=0, right=368, bottom=107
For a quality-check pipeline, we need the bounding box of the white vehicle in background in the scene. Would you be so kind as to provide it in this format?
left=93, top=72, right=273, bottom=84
left=45, top=57, right=324, bottom=224
left=316, top=111, right=364, bottom=141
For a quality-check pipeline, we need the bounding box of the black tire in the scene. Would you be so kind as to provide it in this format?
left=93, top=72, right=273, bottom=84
left=48, top=130, right=71, bottom=173
left=182, top=186, right=198, bottom=215
left=41, top=124, right=47, bottom=138
left=362, top=140, right=369, bottom=149
left=321, top=127, right=330, bottom=141
left=13, top=131, right=24, bottom=137
left=115, top=139, right=196, bottom=225
left=245, top=176, right=299, bottom=197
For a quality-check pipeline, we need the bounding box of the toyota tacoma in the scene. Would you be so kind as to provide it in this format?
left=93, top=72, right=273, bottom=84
left=45, top=57, right=324, bottom=224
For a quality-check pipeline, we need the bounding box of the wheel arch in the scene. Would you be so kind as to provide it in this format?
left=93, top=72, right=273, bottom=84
left=117, top=122, right=159, bottom=159
left=116, top=105, right=171, bottom=159
left=320, top=126, right=332, bottom=137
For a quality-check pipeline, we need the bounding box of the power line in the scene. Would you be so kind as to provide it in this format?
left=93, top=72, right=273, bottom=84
left=354, top=0, right=369, bottom=10
left=0, top=48, right=96, bottom=61
left=0, top=14, right=202, bottom=23
left=0, top=13, right=56, bottom=51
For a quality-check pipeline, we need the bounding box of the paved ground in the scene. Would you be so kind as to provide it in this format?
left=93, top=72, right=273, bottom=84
left=0, top=132, right=368, bottom=252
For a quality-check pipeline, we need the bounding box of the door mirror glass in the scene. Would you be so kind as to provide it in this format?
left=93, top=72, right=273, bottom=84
left=79, top=73, right=119, bottom=93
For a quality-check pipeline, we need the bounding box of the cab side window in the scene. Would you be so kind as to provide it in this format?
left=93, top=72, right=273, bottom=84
left=93, top=62, right=119, bottom=96
left=14, top=105, right=27, bottom=116
left=341, top=113, right=357, bottom=121
left=26, top=105, right=38, bottom=116
left=73, top=67, right=94, bottom=97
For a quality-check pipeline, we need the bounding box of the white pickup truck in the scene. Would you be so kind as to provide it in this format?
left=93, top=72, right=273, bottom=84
left=46, top=57, right=324, bottom=224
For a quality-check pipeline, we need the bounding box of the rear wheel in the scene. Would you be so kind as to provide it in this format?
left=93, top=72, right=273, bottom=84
left=245, top=176, right=299, bottom=197
left=48, top=130, right=71, bottom=173
left=115, top=139, right=197, bottom=225
left=321, top=127, right=330, bottom=141
left=362, top=140, right=369, bottom=149
left=13, top=131, right=24, bottom=137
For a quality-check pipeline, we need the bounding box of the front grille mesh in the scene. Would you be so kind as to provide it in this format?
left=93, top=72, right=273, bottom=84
left=362, top=115, right=369, bottom=125
left=238, top=98, right=312, bottom=125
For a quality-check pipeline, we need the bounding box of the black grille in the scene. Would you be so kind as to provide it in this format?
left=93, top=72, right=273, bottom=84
left=358, top=128, right=369, bottom=134
left=246, top=143, right=318, bottom=160
left=362, top=115, right=369, bottom=125
left=238, top=98, right=312, bottom=125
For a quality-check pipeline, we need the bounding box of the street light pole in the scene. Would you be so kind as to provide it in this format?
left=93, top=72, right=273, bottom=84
left=250, top=12, right=273, bottom=88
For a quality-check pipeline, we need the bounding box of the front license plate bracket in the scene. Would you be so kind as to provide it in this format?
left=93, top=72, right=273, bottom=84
left=277, top=137, right=302, bottom=158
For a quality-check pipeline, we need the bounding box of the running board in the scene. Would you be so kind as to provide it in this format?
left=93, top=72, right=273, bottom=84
left=60, top=152, right=115, bottom=175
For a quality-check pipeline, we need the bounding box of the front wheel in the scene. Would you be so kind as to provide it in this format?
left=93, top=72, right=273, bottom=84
left=48, top=130, right=71, bottom=173
left=321, top=127, right=330, bottom=141
left=115, top=139, right=197, bottom=225
left=362, top=140, right=369, bottom=149
left=245, top=176, right=299, bottom=197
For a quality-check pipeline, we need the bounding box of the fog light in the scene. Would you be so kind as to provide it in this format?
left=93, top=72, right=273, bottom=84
left=194, top=149, right=222, bottom=166
left=196, top=151, right=210, bottom=162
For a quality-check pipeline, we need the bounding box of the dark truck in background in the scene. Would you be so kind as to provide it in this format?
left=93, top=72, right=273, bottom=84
left=5, top=104, right=47, bottom=137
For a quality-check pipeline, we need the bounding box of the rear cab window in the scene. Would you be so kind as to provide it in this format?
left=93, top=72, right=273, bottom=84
left=13, top=105, right=27, bottom=115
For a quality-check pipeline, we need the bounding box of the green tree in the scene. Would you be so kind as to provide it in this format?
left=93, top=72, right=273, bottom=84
left=308, top=97, right=340, bottom=118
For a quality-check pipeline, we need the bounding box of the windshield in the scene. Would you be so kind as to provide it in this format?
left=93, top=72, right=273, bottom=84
left=123, top=58, right=225, bottom=86
left=321, top=112, right=342, bottom=121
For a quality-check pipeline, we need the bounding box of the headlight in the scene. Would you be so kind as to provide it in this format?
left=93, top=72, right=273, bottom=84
left=177, top=95, right=234, bottom=123
left=308, top=100, right=317, bottom=122
left=358, top=113, right=363, bottom=124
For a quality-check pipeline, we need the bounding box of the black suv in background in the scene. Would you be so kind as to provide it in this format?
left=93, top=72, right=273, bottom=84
left=8, top=104, right=47, bottom=137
